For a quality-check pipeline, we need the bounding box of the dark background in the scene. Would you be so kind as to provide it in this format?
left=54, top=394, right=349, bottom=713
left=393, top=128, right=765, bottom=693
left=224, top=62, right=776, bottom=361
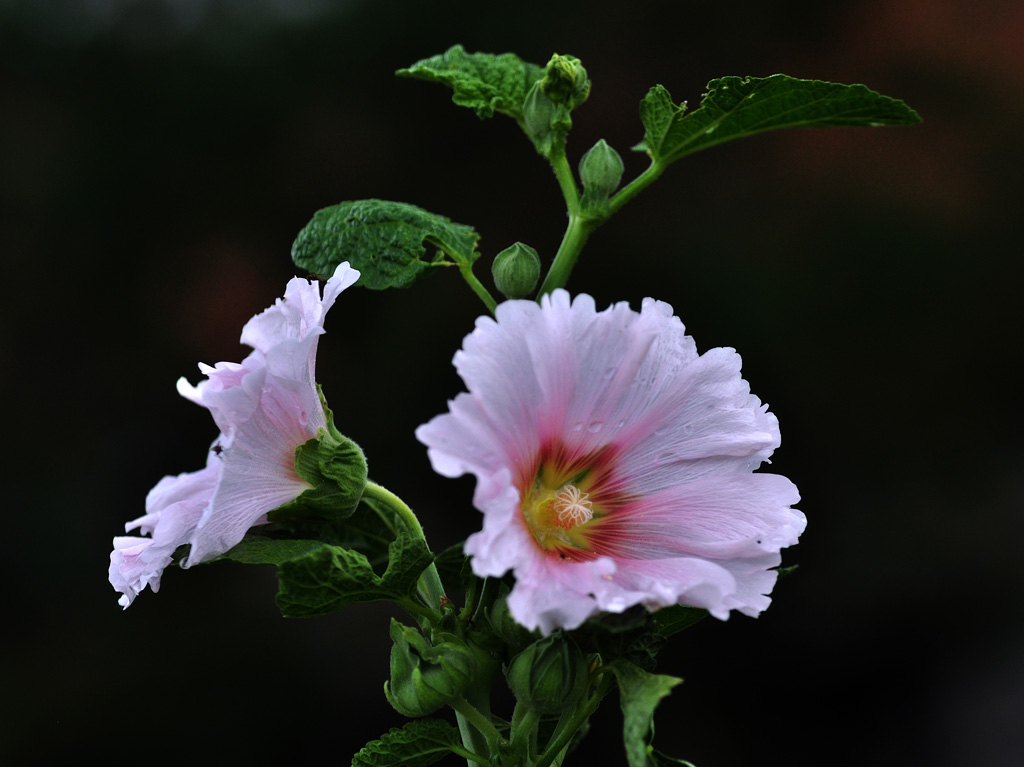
left=2, top=0, right=1021, bottom=764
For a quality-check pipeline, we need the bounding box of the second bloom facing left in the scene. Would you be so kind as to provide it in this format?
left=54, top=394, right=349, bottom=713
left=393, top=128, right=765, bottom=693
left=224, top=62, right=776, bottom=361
left=109, top=262, right=360, bottom=608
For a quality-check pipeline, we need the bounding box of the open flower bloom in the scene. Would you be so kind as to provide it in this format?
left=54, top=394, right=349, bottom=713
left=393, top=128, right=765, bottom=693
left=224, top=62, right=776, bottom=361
left=417, top=291, right=805, bottom=634
left=109, top=262, right=359, bottom=608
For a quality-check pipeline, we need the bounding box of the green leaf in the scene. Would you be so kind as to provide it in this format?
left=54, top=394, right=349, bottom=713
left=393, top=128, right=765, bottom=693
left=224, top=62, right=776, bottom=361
left=276, top=524, right=433, bottom=617
left=652, top=605, right=707, bottom=637
left=397, top=44, right=544, bottom=120
left=291, top=199, right=480, bottom=290
left=610, top=661, right=683, bottom=767
left=352, top=718, right=470, bottom=767
left=636, top=75, right=921, bottom=166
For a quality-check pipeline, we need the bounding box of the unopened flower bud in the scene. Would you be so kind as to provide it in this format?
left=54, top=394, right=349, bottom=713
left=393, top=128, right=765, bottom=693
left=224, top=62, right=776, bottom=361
left=506, top=633, right=588, bottom=714
left=541, top=54, right=590, bottom=110
left=385, top=619, right=476, bottom=717
left=579, top=139, right=625, bottom=199
left=492, top=242, right=541, bottom=300
left=523, top=82, right=571, bottom=155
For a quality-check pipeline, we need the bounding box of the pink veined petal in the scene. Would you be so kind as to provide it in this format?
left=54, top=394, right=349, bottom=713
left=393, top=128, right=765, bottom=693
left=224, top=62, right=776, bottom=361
left=418, top=289, right=804, bottom=633
left=595, top=473, right=805, bottom=561
left=184, top=368, right=318, bottom=565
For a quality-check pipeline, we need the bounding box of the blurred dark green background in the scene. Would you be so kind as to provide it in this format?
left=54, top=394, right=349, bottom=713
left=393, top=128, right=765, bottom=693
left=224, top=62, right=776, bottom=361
left=2, top=0, right=1021, bottom=764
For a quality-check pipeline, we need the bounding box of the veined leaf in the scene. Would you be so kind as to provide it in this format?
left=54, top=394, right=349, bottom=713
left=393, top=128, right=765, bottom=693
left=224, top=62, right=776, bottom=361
left=291, top=199, right=480, bottom=290
left=352, top=719, right=469, bottom=767
left=275, top=524, right=433, bottom=617
left=397, top=44, right=544, bottom=120
left=636, top=75, right=921, bottom=166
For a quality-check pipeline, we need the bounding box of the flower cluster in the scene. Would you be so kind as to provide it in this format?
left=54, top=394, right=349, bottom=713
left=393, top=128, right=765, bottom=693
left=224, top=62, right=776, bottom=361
left=109, top=263, right=359, bottom=608
left=417, top=290, right=805, bottom=633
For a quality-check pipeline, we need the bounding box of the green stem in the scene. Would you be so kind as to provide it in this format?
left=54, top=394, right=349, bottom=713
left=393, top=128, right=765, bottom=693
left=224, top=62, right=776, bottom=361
left=448, top=745, right=493, bottom=767
left=608, top=159, right=664, bottom=215
left=536, top=213, right=595, bottom=297
left=509, top=704, right=541, bottom=763
left=362, top=481, right=446, bottom=611
left=459, top=262, right=498, bottom=315
left=450, top=695, right=502, bottom=759
left=549, top=149, right=580, bottom=213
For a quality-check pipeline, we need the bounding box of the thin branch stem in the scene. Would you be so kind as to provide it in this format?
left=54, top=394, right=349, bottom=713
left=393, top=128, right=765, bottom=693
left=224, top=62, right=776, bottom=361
left=459, top=262, right=498, bottom=314
left=362, top=481, right=446, bottom=612
left=608, top=159, right=664, bottom=215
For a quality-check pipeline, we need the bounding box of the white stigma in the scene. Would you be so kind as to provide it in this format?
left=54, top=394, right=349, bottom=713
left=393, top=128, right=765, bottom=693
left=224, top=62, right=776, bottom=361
left=552, top=485, right=593, bottom=529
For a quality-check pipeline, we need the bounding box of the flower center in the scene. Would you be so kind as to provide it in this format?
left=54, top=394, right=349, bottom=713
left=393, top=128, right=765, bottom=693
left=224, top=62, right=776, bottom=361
left=552, top=485, right=593, bottom=529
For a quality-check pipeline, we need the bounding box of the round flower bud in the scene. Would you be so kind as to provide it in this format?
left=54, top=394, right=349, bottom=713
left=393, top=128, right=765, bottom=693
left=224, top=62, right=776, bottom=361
left=541, top=54, right=590, bottom=110
left=579, top=139, right=625, bottom=199
left=385, top=619, right=476, bottom=717
left=492, top=242, right=541, bottom=300
left=506, top=633, right=589, bottom=715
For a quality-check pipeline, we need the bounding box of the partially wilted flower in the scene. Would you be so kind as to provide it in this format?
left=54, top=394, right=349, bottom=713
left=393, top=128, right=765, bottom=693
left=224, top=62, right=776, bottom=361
left=109, top=263, right=359, bottom=607
left=417, top=291, right=805, bottom=633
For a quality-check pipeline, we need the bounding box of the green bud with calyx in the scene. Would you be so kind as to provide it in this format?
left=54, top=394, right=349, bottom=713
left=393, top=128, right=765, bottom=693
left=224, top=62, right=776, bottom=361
left=540, top=53, right=590, bottom=110
left=523, top=81, right=572, bottom=157
left=385, top=619, right=477, bottom=718
left=267, top=397, right=367, bottom=524
left=492, top=242, right=541, bottom=300
left=579, top=139, right=625, bottom=219
left=506, top=633, right=589, bottom=715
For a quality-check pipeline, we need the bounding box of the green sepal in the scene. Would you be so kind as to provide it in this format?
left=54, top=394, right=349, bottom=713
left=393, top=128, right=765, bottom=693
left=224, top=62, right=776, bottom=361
left=635, top=75, right=921, bottom=167
left=274, top=523, right=433, bottom=617
left=608, top=660, right=684, bottom=767
left=268, top=402, right=367, bottom=524
left=385, top=619, right=477, bottom=718
left=291, top=199, right=480, bottom=290
left=397, top=44, right=544, bottom=120
left=351, top=718, right=471, bottom=767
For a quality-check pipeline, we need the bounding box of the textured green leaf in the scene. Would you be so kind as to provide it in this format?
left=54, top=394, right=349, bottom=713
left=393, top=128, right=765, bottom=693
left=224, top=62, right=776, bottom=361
left=276, top=525, right=433, bottom=617
left=397, top=44, right=544, bottom=120
left=610, top=661, right=683, bottom=767
left=652, top=605, right=707, bottom=637
left=291, top=199, right=480, bottom=290
left=636, top=75, right=921, bottom=166
left=352, top=718, right=467, bottom=767
left=218, top=537, right=327, bottom=566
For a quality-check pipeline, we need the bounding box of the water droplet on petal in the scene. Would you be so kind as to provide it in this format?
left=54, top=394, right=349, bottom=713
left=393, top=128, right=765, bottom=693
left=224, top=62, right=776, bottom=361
left=572, top=422, right=584, bottom=432
left=587, top=421, right=603, bottom=433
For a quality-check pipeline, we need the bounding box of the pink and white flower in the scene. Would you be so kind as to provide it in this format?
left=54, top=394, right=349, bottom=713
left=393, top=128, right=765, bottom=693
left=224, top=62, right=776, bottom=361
left=109, top=262, right=359, bottom=608
left=417, top=291, right=805, bottom=634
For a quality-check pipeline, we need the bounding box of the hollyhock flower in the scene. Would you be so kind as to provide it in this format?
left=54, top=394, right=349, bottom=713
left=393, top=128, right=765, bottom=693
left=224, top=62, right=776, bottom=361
left=109, top=262, right=359, bottom=608
left=417, top=291, right=805, bottom=634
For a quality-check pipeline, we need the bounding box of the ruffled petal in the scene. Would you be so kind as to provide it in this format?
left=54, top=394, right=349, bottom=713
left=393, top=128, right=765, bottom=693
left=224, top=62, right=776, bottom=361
left=418, top=289, right=803, bottom=633
left=109, top=463, right=217, bottom=608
